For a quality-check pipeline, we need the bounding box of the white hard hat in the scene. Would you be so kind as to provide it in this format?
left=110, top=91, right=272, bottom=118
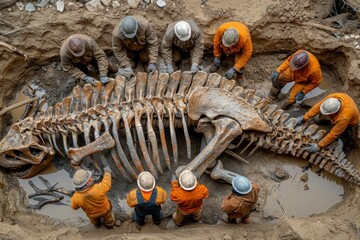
left=222, top=28, right=239, bottom=47
left=137, top=171, right=155, bottom=192
left=174, top=21, right=191, bottom=41
left=320, top=98, right=341, bottom=115
left=179, top=170, right=197, bottom=191
left=232, top=175, right=252, bottom=195
left=72, top=169, right=92, bottom=188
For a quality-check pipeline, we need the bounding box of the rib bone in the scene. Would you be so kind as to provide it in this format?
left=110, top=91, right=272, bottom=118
left=67, top=132, right=115, bottom=165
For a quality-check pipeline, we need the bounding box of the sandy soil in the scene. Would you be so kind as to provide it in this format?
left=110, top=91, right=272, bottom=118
left=1, top=0, right=360, bottom=239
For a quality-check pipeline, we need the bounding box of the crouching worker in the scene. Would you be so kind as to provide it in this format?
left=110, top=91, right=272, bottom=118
left=126, top=171, right=167, bottom=229
left=71, top=166, right=116, bottom=229
left=170, top=170, right=209, bottom=226
left=221, top=175, right=260, bottom=224
left=294, top=93, right=360, bottom=152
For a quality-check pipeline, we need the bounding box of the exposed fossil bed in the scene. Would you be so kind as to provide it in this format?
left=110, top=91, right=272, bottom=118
left=1, top=0, right=360, bottom=239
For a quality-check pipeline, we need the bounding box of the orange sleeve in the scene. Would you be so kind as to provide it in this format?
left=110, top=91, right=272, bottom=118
left=221, top=193, right=236, bottom=213
left=96, top=172, right=111, bottom=195
left=318, top=119, right=350, bottom=147
left=199, top=185, right=209, bottom=199
left=156, top=186, right=167, bottom=204
left=71, top=194, right=80, bottom=210
left=213, top=26, right=225, bottom=57
left=302, top=68, right=322, bottom=94
left=126, top=189, right=138, bottom=208
left=252, top=183, right=260, bottom=193
left=304, top=100, right=323, bottom=121
left=276, top=52, right=295, bottom=73
left=170, top=180, right=182, bottom=202
left=234, top=36, right=253, bottom=71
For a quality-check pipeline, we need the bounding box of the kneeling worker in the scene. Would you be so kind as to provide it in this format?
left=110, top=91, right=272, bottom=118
left=126, top=171, right=167, bottom=229
left=221, top=175, right=260, bottom=224
left=295, top=93, right=360, bottom=152
left=71, top=166, right=116, bottom=229
left=268, top=50, right=322, bottom=110
left=60, top=34, right=115, bottom=85
left=170, top=170, right=209, bottom=226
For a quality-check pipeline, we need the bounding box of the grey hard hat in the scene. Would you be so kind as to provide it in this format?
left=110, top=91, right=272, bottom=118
left=290, top=51, right=310, bottom=70
left=179, top=170, right=197, bottom=191
left=68, top=36, right=85, bottom=57
left=232, top=175, right=252, bottom=195
left=222, top=28, right=239, bottom=47
left=121, top=16, right=138, bottom=38
left=72, top=169, right=92, bottom=188
left=174, top=21, right=191, bottom=41
left=320, top=98, right=341, bottom=115
left=137, top=171, right=155, bottom=192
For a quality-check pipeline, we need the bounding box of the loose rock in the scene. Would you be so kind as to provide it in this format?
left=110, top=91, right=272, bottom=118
left=25, top=3, right=36, bottom=12
left=67, top=2, right=79, bottom=11
left=156, top=0, right=166, bottom=8
left=112, top=0, right=120, bottom=8
left=300, top=172, right=308, bottom=182
left=85, top=0, right=103, bottom=11
left=35, top=0, right=49, bottom=7
left=50, top=0, right=58, bottom=4
left=304, top=183, right=309, bottom=190
left=56, top=0, right=64, bottom=12
left=127, top=0, right=140, bottom=8
left=100, top=0, right=111, bottom=6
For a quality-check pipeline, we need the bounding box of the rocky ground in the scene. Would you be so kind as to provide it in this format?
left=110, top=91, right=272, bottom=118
left=1, top=0, right=360, bottom=239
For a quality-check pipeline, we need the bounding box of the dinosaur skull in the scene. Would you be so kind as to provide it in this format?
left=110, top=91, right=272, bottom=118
left=0, top=123, right=54, bottom=178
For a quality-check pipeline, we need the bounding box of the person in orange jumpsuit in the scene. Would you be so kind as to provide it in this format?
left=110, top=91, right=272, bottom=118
left=295, top=93, right=360, bottom=152
left=268, top=50, right=322, bottom=110
left=210, top=21, right=253, bottom=80
left=126, top=171, right=167, bottom=229
left=221, top=175, right=260, bottom=224
left=71, top=167, right=116, bottom=229
left=170, top=170, right=209, bottom=226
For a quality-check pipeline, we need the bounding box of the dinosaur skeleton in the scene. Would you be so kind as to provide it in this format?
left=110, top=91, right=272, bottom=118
left=0, top=70, right=359, bottom=186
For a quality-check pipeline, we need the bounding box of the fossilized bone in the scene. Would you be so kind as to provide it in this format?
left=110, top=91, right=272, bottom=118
left=0, top=70, right=359, bottom=186
left=210, top=160, right=240, bottom=184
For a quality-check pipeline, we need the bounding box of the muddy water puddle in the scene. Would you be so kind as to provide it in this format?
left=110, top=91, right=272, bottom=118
left=18, top=165, right=86, bottom=220
left=263, top=158, right=343, bottom=218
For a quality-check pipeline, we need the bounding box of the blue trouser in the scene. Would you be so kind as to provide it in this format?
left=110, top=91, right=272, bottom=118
left=134, top=188, right=162, bottom=226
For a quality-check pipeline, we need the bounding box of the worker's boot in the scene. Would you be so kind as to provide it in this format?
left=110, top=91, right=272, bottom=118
left=241, top=217, right=252, bottom=224
left=267, top=86, right=281, bottom=100
left=279, top=99, right=293, bottom=110
left=210, top=64, right=219, bottom=73
left=222, top=213, right=236, bottom=223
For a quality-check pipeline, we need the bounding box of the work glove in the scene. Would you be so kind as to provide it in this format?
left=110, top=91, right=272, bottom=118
left=147, top=63, right=157, bottom=74
left=83, top=76, right=96, bottom=87
left=100, top=76, right=110, bottom=84
left=191, top=63, right=199, bottom=74
left=270, top=71, right=279, bottom=83
left=305, top=143, right=321, bottom=153
left=295, top=91, right=305, bottom=101
left=170, top=175, right=177, bottom=182
left=294, top=115, right=305, bottom=127
left=116, top=67, right=134, bottom=79
left=166, top=64, right=174, bottom=74
left=225, top=67, right=236, bottom=79
left=213, top=57, right=221, bottom=68
left=104, top=166, right=112, bottom=173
